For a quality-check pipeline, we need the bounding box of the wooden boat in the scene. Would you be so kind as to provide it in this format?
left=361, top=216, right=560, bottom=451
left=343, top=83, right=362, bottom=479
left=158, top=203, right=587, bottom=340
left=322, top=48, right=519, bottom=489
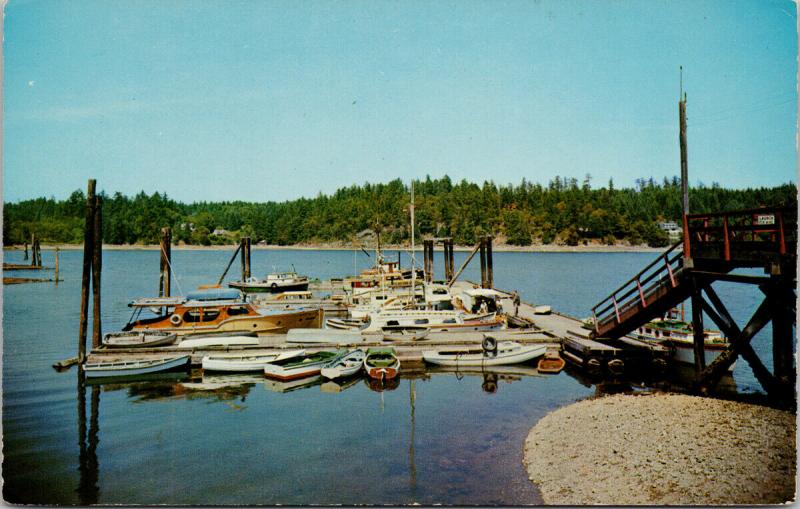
left=228, top=271, right=309, bottom=293
left=102, top=330, right=177, bottom=348
left=263, top=350, right=345, bottom=381
left=202, top=350, right=305, bottom=372
left=320, top=349, right=366, bottom=379
left=537, top=349, right=565, bottom=374
left=363, top=347, right=400, bottom=380
left=422, top=341, right=547, bottom=367
left=83, top=355, right=190, bottom=378
left=124, top=289, right=321, bottom=336
left=381, top=325, right=429, bottom=341
left=286, top=328, right=366, bottom=344
left=325, top=317, right=366, bottom=330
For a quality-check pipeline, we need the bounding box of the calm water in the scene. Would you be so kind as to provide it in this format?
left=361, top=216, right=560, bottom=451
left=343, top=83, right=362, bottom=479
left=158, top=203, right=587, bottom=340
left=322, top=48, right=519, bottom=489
left=1, top=248, right=782, bottom=504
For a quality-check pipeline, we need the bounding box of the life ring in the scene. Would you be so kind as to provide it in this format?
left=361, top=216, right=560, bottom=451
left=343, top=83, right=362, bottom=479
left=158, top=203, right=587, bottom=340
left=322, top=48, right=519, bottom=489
left=170, top=314, right=183, bottom=326
left=482, top=335, right=498, bottom=355
left=271, top=283, right=278, bottom=289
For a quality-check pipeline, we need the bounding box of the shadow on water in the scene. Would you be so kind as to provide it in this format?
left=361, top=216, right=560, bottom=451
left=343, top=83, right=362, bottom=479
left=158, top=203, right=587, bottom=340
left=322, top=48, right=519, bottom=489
left=76, top=372, right=99, bottom=505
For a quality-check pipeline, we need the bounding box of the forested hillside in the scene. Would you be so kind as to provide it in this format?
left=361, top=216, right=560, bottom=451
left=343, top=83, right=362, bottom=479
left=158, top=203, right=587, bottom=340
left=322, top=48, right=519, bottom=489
left=4, top=175, right=796, bottom=248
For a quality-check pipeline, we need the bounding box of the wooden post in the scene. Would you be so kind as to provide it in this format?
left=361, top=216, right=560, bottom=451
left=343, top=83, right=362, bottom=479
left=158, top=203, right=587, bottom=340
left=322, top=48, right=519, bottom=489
left=424, top=240, right=433, bottom=283
left=159, top=227, right=172, bottom=297
left=30, top=234, right=37, bottom=266
left=240, top=238, right=246, bottom=282
left=244, top=237, right=251, bottom=280
left=55, top=247, right=60, bottom=285
left=679, top=93, right=689, bottom=215
left=485, top=235, right=493, bottom=289
left=691, top=282, right=706, bottom=375
left=771, top=279, right=795, bottom=385
left=23, top=241, right=28, bottom=260
left=91, top=195, right=102, bottom=349
left=479, top=237, right=486, bottom=288
left=78, top=180, right=96, bottom=363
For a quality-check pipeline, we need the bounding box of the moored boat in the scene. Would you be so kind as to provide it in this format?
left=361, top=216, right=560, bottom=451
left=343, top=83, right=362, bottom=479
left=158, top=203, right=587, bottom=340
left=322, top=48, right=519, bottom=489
left=381, top=325, right=430, bottom=341
left=422, top=341, right=547, bottom=367
left=102, top=330, right=177, bottom=348
left=537, top=348, right=566, bottom=374
left=229, top=271, right=310, bottom=293
left=363, top=347, right=400, bottom=380
left=83, top=355, right=190, bottom=378
left=263, top=350, right=346, bottom=381
left=320, top=349, right=365, bottom=380
left=176, top=334, right=261, bottom=349
left=202, top=350, right=305, bottom=372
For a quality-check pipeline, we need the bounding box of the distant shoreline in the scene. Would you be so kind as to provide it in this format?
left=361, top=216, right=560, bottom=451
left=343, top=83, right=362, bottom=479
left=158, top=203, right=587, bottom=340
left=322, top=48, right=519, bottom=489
left=4, top=242, right=665, bottom=254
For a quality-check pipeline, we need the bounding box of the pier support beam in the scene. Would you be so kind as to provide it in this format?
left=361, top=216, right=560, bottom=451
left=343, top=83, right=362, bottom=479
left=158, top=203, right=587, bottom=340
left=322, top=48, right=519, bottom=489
left=690, top=280, right=706, bottom=374
left=91, top=195, right=103, bottom=349
left=240, top=237, right=252, bottom=282
left=78, top=180, right=97, bottom=363
left=479, top=237, right=487, bottom=288
left=23, top=241, right=28, bottom=260
left=444, top=239, right=454, bottom=282
left=485, top=235, right=494, bottom=289
left=159, top=227, right=172, bottom=297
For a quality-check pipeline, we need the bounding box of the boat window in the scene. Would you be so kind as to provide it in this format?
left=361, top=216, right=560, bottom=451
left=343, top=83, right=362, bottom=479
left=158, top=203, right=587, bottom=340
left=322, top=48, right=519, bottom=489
left=201, top=310, right=221, bottom=322
left=227, top=306, right=250, bottom=316
left=386, top=320, right=400, bottom=326
left=443, top=318, right=457, bottom=324
left=414, top=319, right=429, bottom=325
left=183, top=310, right=202, bottom=323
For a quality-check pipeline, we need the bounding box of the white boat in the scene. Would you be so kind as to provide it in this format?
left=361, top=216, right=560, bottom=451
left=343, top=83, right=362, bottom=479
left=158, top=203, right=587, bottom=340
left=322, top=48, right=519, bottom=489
left=422, top=341, right=547, bottom=367
left=175, top=334, right=261, bottom=349
left=325, top=317, right=367, bottom=330
left=229, top=271, right=309, bottom=293
left=381, top=325, right=430, bottom=341
left=361, top=309, right=505, bottom=333
left=201, top=349, right=305, bottom=372
left=263, top=350, right=346, bottom=381
left=286, top=328, right=367, bottom=344
left=102, top=331, right=177, bottom=348
left=320, top=349, right=366, bottom=379
left=83, top=355, right=190, bottom=378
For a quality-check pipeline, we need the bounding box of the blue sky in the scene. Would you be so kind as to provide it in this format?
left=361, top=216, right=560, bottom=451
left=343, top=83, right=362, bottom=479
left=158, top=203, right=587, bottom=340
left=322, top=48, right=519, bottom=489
left=3, top=0, right=797, bottom=203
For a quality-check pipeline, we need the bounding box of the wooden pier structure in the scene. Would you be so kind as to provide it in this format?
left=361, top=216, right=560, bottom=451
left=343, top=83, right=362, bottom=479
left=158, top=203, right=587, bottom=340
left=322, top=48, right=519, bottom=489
left=590, top=205, right=796, bottom=401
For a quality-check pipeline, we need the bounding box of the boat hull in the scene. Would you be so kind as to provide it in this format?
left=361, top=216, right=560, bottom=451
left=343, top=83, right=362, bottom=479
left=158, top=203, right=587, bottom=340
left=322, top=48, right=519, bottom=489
left=201, top=350, right=305, bottom=372
left=423, top=343, right=547, bottom=367
left=102, top=331, right=177, bottom=348
left=133, top=307, right=320, bottom=336
left=83, top=355, right=190, bottom=378
left=228, top=281, right=310, bottom=293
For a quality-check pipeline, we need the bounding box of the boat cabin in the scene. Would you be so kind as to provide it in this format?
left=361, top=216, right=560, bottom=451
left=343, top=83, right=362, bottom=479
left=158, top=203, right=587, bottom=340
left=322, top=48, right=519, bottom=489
left=457, top=288, right=503, bottom=314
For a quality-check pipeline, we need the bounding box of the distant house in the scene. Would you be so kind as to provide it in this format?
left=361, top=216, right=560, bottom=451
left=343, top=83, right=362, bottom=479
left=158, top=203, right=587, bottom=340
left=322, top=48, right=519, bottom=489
left=180, top=222, right=196, bottom=232
left=657, top=221, right=682, bottom=238
left=212, top=228, right=229, bottom=236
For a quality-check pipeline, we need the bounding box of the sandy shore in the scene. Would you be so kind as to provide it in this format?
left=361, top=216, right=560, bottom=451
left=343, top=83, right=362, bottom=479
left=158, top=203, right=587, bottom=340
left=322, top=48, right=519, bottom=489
left=524, top=393, right=796, bottom=505
left=4, top=242, right=663, bottom=253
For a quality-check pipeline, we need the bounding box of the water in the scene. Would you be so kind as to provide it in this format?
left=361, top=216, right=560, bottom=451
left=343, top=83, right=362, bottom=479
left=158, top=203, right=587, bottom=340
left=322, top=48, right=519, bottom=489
left=1, top=248, right=783, bottom=504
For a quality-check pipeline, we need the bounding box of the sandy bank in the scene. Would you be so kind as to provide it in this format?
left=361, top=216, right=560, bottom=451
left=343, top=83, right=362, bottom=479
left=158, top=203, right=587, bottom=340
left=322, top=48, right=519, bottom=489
left=4, top=242, right=663, bottom=253
left=524, top=393, right=796, bottom=505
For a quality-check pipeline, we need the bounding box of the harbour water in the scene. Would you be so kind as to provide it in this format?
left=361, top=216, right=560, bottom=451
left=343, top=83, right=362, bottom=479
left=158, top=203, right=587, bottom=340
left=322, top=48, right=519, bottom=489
left=2, top=248, right=779, bottom=504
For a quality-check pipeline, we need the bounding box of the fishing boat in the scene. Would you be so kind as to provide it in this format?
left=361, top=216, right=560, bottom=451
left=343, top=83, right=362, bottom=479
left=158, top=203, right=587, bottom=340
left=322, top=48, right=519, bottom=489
left=632, top=308, right=733, bottom=371
left=381, top=325, right=430, bottom=341
left=82, top=355, right=190, bottom=378
left=422, top=340, right=547, bottom=367
left=363, top=347, right=400, bottom=380
left=320, top=349, right=366, bottom=379
left=537, top=348, right=566, bottom=374
left=201, top=349, right=305, bottom=372
left=124, top=288, right=321, bottom=336
left=228, top=271, right=309, bottom=293
left=101, top=330, right=177, bottom=348
left=286, top=328, right=366, bottom=344
left=263, top=350, right=346, bottom=381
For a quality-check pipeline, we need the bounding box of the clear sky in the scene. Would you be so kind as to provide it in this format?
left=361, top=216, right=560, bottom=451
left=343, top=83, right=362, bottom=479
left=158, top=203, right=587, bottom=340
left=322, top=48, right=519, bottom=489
left=3, top=0, right=797, bottom=203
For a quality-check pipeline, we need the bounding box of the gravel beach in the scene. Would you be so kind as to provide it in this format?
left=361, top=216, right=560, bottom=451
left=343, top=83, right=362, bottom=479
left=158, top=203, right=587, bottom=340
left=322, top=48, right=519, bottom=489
left=524, top=393, right=796, bottom=505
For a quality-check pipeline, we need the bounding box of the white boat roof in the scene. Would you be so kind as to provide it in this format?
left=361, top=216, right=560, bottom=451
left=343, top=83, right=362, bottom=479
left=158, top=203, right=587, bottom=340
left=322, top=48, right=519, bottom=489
left=129, top=296, right=187, bottom=307
left=463, top=288, right=503, bottom=298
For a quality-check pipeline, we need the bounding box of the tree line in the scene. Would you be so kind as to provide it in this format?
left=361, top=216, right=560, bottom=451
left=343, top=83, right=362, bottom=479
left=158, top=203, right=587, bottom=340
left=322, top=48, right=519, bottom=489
left=4, top=175, right=796, bottom=248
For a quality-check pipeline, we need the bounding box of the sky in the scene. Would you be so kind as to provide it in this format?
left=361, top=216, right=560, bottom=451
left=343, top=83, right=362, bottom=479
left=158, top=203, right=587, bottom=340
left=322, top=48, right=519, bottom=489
left=3, top=0, right=797, bottom=203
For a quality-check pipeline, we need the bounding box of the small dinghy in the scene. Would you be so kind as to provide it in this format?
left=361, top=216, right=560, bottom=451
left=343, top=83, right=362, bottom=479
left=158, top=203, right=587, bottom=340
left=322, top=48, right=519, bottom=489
left=537, top=348, right=565, bottom=374
left=320, top=349, right=365, bottom=380
left=422, top=339, right=547, bottom=367
left=364, top=347, right=400, bottom=380
left=263, top=350, right=346, bottom=381
left=102, top=331, right=177, bottom=348
left=176, top=333, right=260, bottom=349
left=202, top=349, right=305, bottom=372
left=381, top=325, right=430, bottom=342
left=326, top=317, right=366, bottom=330
left=83, top=355, right=190, bottom=378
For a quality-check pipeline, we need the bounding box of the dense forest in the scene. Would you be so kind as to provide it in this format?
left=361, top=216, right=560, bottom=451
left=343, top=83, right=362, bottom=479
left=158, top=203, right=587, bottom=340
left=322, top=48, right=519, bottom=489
left=3, top=175, right=796, bottom=248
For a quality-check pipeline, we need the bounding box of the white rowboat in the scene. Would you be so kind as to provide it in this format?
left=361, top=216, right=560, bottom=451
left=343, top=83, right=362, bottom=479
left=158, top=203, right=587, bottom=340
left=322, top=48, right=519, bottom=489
left=320, top=349, right=366, bottom=379
left=102, top=331, right=177, bottom=348
left=176, top=335, right=261, bottom=349
left=263, top=350, right=346, bottom=381
left=422, top=341, right=547, bottom=367
left=202, top=350, right=305, bottom=372
left=83, top=355, right=190, bottom=378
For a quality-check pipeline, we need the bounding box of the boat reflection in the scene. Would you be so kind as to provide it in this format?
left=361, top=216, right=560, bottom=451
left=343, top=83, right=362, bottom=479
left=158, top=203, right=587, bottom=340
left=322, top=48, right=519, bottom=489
left=364, top=375, right=400, bottom=392
left=264, top=375, right=323, bottom=393
left=76, top=373, right=99, bottom=505
left=425, top=363, right=543, bottom=393
left=320, top=376, right=360, bottom=393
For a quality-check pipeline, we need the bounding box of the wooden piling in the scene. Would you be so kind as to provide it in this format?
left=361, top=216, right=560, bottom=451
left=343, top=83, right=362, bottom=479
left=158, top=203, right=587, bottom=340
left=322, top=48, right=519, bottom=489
left=23, top=241, right=28, bottom=260
left=55, top=247, right=60, bottom=285
left=679, top=94, right=689, bottom=215
left=690, top=283, right=705, bottom=375
left=91, top=195, right=103, bottom=349
left=78, top=180, right=96, bottom=363
left=479, top=236, right=487, bottom=288
left=240, top=237, right=252, bottom=282
left=486, top=235, right=494, bottom=289
left=159, top=227, right=172, bottom=297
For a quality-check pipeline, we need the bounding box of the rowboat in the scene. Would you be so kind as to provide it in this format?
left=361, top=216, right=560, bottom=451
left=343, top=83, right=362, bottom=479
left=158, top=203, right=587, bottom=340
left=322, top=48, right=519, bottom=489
left=83, top=355, right=190, bottom=378
left=201, top=349, right=305, bottom=372
left=286, top=328, right=366, bottom=344
left=422, top=341, right=547, bottom=367
left=320, top=349, right=365, bottom=379
left=175, top=334, right=261, bottom=349
left=537, top=349, right=566, bottom=374
left=263, top=350, right=346, bottom=381
left=363, top=347, right=400, bottom=380
left=102, top=331, right=177, bottom=348
left=325, top=317, right=366, bottom=330
left=381, top=325, right=430, bottom=342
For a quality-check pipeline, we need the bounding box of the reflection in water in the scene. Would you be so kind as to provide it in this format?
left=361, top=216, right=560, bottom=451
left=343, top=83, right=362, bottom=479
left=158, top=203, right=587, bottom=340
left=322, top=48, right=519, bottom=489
left=76, top=372, right=100, bottom=505
left=320, top=376, right=360, bottom=394
left=408, top=379, right=417, bottom=500
left=364, top=376, right=400, bottom=392
left=264, top=375, right=323, bottom=393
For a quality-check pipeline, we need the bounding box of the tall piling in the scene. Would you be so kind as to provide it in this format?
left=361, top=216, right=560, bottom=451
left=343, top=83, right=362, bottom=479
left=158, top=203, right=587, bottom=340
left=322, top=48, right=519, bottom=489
left=159, top=227, right=172, bottom=297
left=479, top=237, right=487, bottom=288
left=240, top=237, right=252, bottom=282
left=78, top=180, right=96, bottom=362
left=485, top=235, right=494, bottom=289
left=91, top=195, right=103, bottom=349
left=55, top=247, right=60, bottom=285
left=23, top=241, right=28, bottom=260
